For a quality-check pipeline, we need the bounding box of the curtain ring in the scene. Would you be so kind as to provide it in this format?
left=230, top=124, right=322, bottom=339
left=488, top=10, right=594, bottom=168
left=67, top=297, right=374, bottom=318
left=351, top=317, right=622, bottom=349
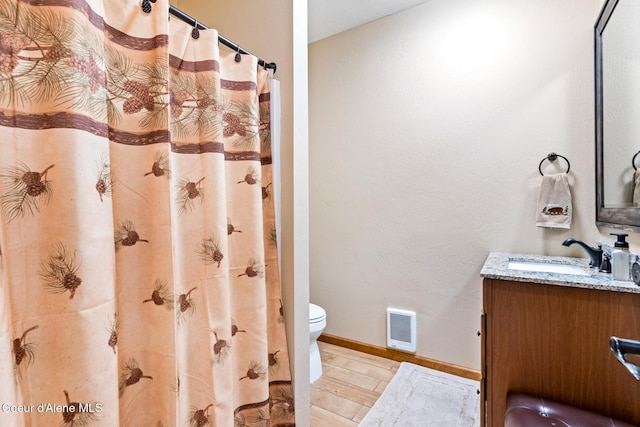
left=191, top=21, right=200, bottom=39
left=235, top=46, right=242, bottom=63
left=538, top=152, right=570, bottom=176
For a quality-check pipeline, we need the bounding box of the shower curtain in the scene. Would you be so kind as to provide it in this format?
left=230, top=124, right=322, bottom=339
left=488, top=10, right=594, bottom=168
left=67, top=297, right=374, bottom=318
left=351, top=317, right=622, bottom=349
left=0, top=0, right=294, bottom=426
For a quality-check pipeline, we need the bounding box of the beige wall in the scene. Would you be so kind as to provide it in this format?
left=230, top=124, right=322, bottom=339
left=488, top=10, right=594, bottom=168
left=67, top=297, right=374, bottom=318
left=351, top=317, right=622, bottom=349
left=171, top=1, right=310, bottom=424
left=308, top=0, right=625, bottom=371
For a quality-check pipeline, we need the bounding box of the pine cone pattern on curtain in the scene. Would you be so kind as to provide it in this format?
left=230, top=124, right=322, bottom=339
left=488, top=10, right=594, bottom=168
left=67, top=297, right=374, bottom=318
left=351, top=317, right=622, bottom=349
left=0, top=0, right=294, bottom=426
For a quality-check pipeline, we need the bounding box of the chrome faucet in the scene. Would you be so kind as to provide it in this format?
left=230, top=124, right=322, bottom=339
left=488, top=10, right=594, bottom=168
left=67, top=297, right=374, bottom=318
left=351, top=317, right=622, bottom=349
left=610, top=336, right=640, bottom=381
left=562, top=238, right=603, bottom=269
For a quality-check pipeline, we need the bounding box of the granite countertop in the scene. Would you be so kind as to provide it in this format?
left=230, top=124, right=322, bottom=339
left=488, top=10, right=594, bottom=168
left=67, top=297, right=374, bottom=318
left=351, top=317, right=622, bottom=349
left=481, top=252, right=640, bottom=294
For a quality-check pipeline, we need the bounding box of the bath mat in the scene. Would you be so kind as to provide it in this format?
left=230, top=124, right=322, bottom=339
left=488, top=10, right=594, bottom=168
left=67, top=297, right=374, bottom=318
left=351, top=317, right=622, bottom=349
left=359, top=362, right=480, bottom=427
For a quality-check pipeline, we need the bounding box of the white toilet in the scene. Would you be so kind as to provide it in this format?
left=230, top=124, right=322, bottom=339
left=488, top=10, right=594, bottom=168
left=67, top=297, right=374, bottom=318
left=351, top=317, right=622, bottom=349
left=309, top=303, right=327, bottom=383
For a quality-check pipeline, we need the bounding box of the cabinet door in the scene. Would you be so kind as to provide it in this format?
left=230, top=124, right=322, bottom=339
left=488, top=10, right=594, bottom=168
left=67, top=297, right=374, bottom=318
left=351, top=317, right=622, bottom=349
left=484, top=278, right=640, bottom=426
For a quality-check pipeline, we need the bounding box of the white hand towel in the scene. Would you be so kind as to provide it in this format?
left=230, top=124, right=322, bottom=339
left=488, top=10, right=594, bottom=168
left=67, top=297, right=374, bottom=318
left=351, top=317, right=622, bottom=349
left=633, top=170, right=640, bottom=206
left=536, top=173, right=572, bottom=229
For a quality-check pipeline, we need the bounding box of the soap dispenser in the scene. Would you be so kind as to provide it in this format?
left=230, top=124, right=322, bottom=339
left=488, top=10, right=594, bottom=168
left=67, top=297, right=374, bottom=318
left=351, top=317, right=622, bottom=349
left=611, top=233, right=632, bottom=281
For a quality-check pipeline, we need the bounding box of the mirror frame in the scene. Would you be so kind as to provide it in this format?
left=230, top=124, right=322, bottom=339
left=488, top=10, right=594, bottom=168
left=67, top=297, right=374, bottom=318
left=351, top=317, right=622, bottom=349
left=595, top=0, right=640, bottom=231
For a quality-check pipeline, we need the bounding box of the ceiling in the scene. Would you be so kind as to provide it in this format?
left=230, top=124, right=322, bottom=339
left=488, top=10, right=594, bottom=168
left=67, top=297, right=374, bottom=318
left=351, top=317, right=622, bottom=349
left=308, top=0, right=430, bottom=43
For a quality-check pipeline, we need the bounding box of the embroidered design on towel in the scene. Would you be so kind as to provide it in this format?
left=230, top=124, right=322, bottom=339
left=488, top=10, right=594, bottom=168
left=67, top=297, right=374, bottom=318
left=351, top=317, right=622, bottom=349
left=541, top=205, right=569, bottom=216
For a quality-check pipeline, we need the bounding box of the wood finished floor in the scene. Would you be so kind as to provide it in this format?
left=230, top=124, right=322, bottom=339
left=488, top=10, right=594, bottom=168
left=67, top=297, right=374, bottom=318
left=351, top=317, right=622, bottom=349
left=310, top=341, right=401, bottom=426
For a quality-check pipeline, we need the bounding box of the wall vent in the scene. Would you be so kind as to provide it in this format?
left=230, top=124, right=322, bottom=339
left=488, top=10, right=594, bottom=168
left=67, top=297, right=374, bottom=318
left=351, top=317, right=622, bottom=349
left=386, top=308, right=416, bottom=353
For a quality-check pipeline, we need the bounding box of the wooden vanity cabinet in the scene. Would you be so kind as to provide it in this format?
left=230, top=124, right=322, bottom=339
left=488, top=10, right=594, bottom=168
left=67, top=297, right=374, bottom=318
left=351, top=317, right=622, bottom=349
left=481, top=278, right=640, bottom=426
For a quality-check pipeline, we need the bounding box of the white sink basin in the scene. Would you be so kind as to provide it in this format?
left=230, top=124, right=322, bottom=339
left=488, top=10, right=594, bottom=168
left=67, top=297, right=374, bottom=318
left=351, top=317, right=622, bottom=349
left=507, top=259, right=589, bottom=275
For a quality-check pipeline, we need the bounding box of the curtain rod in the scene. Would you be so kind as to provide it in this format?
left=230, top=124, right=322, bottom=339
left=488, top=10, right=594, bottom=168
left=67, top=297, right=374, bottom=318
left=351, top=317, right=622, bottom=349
left=168, top=5, right=277, bottom=73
